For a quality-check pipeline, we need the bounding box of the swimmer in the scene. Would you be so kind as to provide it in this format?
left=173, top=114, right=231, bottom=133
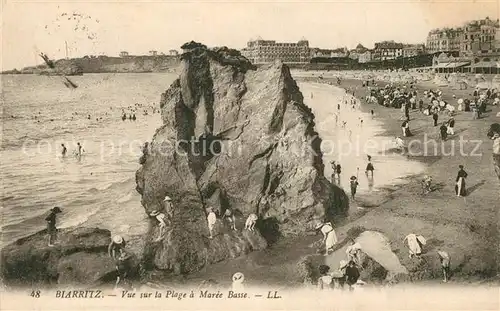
left=76, top=142, right=84, bottom=157
left=61, top=144, right=67, bottom=157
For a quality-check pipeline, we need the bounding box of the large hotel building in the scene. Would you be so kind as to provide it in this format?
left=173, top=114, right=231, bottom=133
left=426, top=17, right=499, bottom=55
left=240, top=38, right=311, bottom=64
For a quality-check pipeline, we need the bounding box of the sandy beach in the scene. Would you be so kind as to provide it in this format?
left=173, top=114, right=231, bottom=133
left=177, top=71, right=500, bottom=287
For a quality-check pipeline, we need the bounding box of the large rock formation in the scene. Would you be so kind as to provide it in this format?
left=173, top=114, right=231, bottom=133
left=136, top=42, right=348, bottom=275
left=0, top=227, right=132, bottom=287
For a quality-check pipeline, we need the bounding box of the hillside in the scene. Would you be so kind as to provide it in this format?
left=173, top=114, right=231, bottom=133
left=2, top=55, right=181, bottom=75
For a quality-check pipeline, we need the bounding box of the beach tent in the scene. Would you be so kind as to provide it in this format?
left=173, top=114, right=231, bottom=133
left=491, top=75, right=500, bottom=89
left=433, top=75, right=448, bottom=87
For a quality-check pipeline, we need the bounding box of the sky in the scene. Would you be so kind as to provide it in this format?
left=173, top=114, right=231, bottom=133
left=1, top=0, right=499, bottom=70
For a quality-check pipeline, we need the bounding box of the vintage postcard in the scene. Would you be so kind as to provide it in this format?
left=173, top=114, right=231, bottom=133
left=1, top=0, right=499, bottom=310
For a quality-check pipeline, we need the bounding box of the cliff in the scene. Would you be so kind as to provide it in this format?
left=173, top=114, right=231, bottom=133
left=136, top=42, right=348, bottom=275
left=3, top=55, right=180, bottom=75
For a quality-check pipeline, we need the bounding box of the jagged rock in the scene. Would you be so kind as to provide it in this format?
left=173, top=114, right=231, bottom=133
left=136, top=42, right=348, bottom=275
left=358, top=250, right=388, bottom=283
left=0, top=227, right=120, bottom=287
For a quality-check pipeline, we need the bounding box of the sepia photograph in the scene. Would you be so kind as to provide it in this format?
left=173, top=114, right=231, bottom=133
left=1, top=0, right=499, bottom=310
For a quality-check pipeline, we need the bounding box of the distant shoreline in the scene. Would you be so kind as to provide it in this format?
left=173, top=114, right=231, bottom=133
left=2, top=55, right=181, bottom=75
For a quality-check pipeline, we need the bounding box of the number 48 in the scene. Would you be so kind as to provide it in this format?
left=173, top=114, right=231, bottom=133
left=30, top=290, right=41, bottom=298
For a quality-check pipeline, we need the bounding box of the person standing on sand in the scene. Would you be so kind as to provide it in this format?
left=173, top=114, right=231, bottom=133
left=433, top=110, right=439, bottom=127
left=437, top=250, right=451, bottom=283
left=163, top=195, right=174, bottom=219
left=395, top=136, right=405, bottom=155
left=365, top=155, right=374, bottom=177
left=345, top=261, right=360, bottom=291
left=45, top=206, right=62, bottom=247
left=440, top=123, right=448, bottom=141
left=317, top=265, right=334, bottom=290
left=350, top=176, right=359, bottom=200
left=61, top=144, right=67, bottom=157
left=447, top=117, right=455, bottom=136
left=345, top=240, right=362, bottom=265
left=455, top=165, right=468, bottom=197
left=335, top=162, right=342, bottom=184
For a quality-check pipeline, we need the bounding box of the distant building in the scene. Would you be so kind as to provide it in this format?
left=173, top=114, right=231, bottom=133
left=240, top=38, right=311, bottom=64
left=460, top=17, right=499, bottom=56
left=330, top=47, right=348, bottom=58
left=310, top=48, right=333, bottom=58
left=119, top=51, right=129, bottom=57
left=358, top=50, right=372, bottom=63
left=149, top=50, right=158, bottom=56
left=403, top=44, right=426, bottom=58
left=426, top=28, right=463, bottom=54
left=426, top=17, right=500, bottom=56
left=169, top=49, right=179, bottom=56
left=348, top=44, right=368, bottom=60
left=373, top=41, right=404, bottom=60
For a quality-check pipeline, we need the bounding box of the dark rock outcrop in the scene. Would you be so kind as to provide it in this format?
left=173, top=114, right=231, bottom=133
left=136, top=42, right=348, bottom=275
left=0, top=227, right=132, bottom=287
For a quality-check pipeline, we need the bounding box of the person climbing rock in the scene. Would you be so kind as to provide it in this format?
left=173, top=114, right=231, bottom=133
left=150, top=210, right=167, bottom=242
left=115, top=249, right=132, bottom=290
left=162, top=195, right=174, bottom=219
left=108, top=235, right=126, bottom=260
left=245, top=213, right=258, bottom=231
left=207, top=207, right=217, bottom=239
left=45, top=206, right=62, bottom=247
left=223, top=208, right=237, bottom=231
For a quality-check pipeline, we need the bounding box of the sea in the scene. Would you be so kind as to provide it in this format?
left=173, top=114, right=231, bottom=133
left=0, top=73, right=425, bottom=248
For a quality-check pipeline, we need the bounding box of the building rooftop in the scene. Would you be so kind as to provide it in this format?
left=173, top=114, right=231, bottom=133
left=375, top=41, right=404, bottom=49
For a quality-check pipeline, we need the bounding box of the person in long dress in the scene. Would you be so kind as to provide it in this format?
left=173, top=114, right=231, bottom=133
left=455, top=165, right=468, bottom=197
left=315, top=222, right=338, bottom=256
left=207, top=207, right=217, bottom=239
left=404, top=120, right=413, bottom=137
left=365, top=155, right=374, bottom=178
left=231, top=272, right=245, bottom=291
left=437, top=250, right=451, bottom=283
left=403, top=233, right=426, bottom=258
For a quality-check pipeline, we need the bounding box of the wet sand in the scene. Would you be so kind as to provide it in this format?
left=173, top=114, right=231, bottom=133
left=297, top=72, right=499, bottom=283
